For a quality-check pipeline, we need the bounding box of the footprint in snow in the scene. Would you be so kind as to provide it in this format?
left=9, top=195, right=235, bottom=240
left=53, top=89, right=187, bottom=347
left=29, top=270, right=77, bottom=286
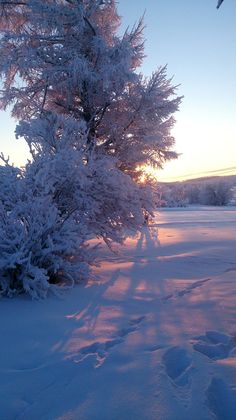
left=162, top=346, right=193, bottom=387
left=192, top=331, right=236, bottom=360
left=75, top=315, right=146, bottom=368
left=116, top=315, right=146, bottom=337
left=161, top=278, right=211, bottom=303
left=206, top=377, right=236, bottom=420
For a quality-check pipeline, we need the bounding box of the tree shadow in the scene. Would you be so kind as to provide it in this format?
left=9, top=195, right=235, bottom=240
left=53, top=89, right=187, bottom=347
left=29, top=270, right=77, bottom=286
left=3, top=217, right=235, bottom=419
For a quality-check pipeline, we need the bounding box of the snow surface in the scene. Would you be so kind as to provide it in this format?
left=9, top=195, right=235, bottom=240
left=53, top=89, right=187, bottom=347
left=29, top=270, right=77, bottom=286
left=0, top=206, right=236, bottom=420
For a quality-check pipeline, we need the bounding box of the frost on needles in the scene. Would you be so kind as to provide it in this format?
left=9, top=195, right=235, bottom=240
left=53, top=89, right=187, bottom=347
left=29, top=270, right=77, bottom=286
left=0, top=0, right=181, bottom=298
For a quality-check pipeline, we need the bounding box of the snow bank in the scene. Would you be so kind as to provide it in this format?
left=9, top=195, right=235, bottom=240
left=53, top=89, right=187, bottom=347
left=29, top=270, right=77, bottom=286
left=0, top=207, right=235, bottom=419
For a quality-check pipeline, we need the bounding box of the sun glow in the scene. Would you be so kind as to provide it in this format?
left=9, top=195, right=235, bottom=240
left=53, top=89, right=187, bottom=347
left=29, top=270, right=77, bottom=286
left=137, top=165, right=159, bottom=183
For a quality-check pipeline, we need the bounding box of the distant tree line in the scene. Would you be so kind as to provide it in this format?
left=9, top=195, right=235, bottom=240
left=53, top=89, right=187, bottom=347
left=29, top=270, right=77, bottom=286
left=157, top=179, right=234, bottom=207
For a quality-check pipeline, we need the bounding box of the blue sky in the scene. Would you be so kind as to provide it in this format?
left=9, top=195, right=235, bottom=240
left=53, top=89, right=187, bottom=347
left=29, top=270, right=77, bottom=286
left=0, top=0, right=236, bottom=181
left=117, top=0, right=236, bottom=180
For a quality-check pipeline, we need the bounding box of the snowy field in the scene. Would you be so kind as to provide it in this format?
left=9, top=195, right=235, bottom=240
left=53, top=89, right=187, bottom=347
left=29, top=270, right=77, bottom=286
left=1, top=206, right=236, bottom=420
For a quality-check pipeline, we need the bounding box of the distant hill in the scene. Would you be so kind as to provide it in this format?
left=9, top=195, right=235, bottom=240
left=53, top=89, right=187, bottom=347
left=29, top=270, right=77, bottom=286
left=160, top=175, right=236, bottom=186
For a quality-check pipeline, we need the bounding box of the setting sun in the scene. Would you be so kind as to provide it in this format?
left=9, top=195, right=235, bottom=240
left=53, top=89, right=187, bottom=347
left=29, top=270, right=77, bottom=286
left=136, top=165, right=159, bottom=183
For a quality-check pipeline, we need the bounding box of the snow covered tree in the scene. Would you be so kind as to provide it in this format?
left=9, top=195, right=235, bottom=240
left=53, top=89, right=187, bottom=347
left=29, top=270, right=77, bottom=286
left=0, top=0, right=181, bottom=297
left=157, top=183, right=188, bottom=208
left=200, top=181, right=233, bottom=206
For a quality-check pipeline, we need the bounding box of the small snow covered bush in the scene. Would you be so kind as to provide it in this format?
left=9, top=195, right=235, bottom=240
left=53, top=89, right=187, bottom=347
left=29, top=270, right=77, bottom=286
left=0, top=162, right=93, bottom=298
left=0, top=195, right=91, bottom=298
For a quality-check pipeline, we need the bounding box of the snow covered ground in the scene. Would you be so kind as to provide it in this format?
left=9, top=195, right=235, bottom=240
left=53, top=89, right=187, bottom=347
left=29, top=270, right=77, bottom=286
left=0, top=206, right=236, bottom=420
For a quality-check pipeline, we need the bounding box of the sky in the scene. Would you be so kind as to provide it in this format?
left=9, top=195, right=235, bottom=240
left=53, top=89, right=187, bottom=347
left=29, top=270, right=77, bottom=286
left=0, top=0, right=236, bottom=181
left=117, top=0, right=236, bottom=181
